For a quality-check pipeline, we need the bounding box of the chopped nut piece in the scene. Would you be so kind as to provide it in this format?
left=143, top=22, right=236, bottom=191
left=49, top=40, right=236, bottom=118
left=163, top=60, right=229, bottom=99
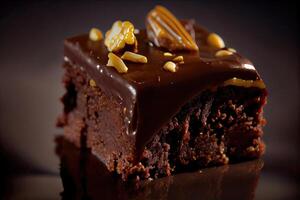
left=89, top=28, right=103, bottom=41
left=178, top=61, right=184, bottom=65
left=207, top=33, right=225, bottom=48
left=163, top=61, right=177, bottom=72
left=89, top=79, right=97, bottom=87
left=215, top=50, right=233, bottom=57
left=106, top=52, right=128, bottom=73
left=228, top=48, right=237, bottom=53
left=173, top=55, right=184, bottom=62
left=163, top=52, right=173, bottom=57
left=121, top=51, right=148, bottom=63
left=104, top=21, right=137, bottom=52
left=146, top=6, right=198, bottom=51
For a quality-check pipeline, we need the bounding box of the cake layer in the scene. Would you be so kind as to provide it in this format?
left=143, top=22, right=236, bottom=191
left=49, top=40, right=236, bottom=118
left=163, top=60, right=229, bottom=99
left=63, top=21, right=264, bottom=157
left=58, top=60, right=266, bottom=179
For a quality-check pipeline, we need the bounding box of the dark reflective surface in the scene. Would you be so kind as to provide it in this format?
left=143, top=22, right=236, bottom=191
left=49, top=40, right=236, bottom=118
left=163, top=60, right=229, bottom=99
left=2, top=137, right=298, bottom=200
left=0, top=1, right=299, bottom=199
left=56, top=137, right=262, bottom=200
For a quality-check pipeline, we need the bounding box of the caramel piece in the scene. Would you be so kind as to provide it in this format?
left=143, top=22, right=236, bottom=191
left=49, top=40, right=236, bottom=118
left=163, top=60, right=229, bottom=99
left=146, top=5, right=198, bottom=51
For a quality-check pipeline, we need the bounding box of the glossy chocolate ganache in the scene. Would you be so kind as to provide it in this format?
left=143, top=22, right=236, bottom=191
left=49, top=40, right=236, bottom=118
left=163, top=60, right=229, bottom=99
left=64, top=6, right=265, bottom=156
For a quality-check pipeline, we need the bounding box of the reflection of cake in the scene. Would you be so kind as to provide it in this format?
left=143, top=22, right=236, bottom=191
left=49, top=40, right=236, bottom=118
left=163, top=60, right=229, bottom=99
left=57, top=5, right=267, bottom=180
left=56, top=137, right=263, bottom=199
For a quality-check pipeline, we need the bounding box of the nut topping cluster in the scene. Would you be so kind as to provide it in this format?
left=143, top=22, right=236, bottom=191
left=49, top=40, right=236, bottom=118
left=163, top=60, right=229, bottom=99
left=101, top=20, right=149, bottom=73
left=206, top=33, right=238, bottom=58
left=104, top=21, right=137, bottom=52
left=162, top=53, right=184, bottom=72
left=89, top=5, right=240, bottom=74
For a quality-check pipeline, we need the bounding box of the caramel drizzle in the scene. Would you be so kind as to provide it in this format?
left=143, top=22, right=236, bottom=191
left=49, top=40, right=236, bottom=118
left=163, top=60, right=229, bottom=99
left=223, top=78, right=266, bottom=89
left=147, top=5, right=199, bottom=51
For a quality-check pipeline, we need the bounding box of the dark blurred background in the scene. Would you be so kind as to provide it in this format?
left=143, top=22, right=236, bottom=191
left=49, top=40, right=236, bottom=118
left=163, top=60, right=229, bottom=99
left=0, top=0, right=299, bottom=199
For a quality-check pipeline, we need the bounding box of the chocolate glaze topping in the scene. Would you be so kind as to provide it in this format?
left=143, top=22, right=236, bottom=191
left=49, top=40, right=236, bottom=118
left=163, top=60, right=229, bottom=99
left=64, top=21, right=263, bottom=158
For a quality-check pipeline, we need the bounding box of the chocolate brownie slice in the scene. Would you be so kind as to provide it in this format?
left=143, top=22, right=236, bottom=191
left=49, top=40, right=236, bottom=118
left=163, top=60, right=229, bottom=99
left=57, top=6, right=267, bottom=180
